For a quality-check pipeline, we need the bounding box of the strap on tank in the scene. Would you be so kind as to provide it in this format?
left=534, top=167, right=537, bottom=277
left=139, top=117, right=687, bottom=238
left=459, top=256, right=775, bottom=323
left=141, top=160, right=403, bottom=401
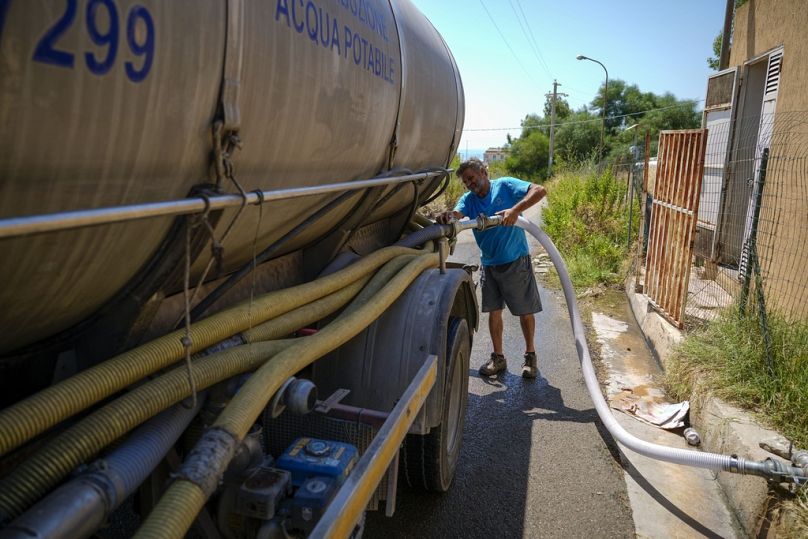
left=385, top=0, right=405, bottom=171
left=221, top=0, right=244, bottom=133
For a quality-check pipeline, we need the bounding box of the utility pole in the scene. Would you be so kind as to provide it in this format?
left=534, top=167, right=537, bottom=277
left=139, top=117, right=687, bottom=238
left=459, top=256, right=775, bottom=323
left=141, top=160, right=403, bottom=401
left=546, top=80, right=567, bottom=177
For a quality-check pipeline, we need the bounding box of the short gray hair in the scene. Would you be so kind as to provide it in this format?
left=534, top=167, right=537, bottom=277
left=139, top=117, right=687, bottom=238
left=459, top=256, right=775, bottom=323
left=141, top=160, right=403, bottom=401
left=456, top=158, right=487, bottom=177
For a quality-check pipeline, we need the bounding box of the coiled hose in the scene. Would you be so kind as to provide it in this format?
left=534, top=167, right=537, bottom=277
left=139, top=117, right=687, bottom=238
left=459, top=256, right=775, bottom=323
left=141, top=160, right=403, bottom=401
left=133, top=252, right=439, bottom=539
left=0, top=340, right=297, bottom=522
left=1, top=397, right=206, bottom=539
left=0, top=245, right=420, bottom=458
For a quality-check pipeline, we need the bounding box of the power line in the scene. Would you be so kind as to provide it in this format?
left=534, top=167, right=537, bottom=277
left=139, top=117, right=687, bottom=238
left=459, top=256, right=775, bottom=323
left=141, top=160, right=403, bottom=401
left=508, top=0, right=552, bottom=80
left=464, top=100, right=704, bottom=132
left=477, top=0, right=538, bottom=85
left=514, top=0, right=553, bottom=78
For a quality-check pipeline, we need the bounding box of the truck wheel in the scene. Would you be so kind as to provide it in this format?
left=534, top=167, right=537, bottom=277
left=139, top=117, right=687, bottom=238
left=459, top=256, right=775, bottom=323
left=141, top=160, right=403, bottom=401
left=405, top=317, right=470, bottom=492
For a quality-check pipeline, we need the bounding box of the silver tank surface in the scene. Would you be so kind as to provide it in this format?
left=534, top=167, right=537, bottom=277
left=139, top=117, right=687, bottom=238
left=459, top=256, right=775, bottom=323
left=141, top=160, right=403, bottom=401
left=0, top=0, right=463, bottom=354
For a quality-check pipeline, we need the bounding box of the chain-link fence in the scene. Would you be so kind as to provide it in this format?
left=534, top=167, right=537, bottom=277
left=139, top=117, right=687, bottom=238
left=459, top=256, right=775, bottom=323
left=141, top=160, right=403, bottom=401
left=632, top=111, right=808, bottom=329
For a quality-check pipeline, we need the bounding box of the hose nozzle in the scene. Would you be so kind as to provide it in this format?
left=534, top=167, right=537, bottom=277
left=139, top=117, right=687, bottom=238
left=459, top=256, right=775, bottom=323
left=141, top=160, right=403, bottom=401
left=451, top=214, right=503, bottom=236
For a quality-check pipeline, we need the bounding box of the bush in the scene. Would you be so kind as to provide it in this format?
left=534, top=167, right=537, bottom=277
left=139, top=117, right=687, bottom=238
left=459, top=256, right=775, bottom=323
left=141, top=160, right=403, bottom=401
left=542, top=165, right=638, bottom=288
left=665, top=307, right=808, bottom=448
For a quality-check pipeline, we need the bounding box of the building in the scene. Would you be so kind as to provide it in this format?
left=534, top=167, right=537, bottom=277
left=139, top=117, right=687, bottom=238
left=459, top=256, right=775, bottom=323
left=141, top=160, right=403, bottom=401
left=483, top=147, right=508, bottom=164
left=697, top=0, right=808, bottom=318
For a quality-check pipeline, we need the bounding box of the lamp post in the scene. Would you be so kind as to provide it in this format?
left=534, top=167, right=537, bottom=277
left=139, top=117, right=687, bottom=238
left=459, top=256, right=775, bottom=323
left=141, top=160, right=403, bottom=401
left=576, top=54, right=609, bottom=159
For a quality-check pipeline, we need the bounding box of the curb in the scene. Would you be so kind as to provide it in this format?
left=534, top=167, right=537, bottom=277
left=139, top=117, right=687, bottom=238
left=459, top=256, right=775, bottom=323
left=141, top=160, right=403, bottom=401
left=625, top=275, right=794, bottom=537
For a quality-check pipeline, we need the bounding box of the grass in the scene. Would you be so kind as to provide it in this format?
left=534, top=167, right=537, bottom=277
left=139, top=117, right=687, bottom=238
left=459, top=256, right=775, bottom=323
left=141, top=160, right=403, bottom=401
left=543, top=163, right=808, bottom=531
left=795, top=492, right=808, bottom=538
left=542, top=164, right=638, bottom=289
left=664, top=303, right=808, bottom=538
left=664, top=306, right=808, bottom=448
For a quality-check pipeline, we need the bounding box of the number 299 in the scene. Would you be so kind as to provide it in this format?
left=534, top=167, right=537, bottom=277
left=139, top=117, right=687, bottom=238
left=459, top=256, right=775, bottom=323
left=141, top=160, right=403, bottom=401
left=33, top=0, right=155, bottom=83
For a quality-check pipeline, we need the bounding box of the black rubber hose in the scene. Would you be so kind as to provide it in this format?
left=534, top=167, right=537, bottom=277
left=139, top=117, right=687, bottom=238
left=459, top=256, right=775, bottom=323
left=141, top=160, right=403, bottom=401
left=395, top=223, right=453, bottom=249
left=419, top=168, right=452, bottom=206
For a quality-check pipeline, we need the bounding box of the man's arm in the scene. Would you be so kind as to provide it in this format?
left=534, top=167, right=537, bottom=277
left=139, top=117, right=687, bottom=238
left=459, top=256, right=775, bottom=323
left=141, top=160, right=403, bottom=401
left=497, top=183, right=547, bottom=226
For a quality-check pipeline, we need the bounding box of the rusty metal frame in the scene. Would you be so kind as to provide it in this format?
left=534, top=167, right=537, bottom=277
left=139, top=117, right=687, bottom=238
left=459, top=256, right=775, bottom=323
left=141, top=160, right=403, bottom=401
left=644, top=129, right=708, bottom=328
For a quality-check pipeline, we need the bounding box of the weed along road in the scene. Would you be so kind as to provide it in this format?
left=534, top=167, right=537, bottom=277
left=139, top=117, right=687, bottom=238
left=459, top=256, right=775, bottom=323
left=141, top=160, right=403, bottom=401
left=366, top=207, right=635, bottom=538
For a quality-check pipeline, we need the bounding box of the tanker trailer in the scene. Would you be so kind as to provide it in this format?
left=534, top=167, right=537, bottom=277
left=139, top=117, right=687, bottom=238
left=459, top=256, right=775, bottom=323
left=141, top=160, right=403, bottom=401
left=0, top=0, right=477, bottom=536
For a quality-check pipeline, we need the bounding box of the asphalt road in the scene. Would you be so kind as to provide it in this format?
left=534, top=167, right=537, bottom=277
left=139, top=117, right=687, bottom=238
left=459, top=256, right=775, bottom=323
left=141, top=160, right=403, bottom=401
left=365, top=210, right=635, bottom=538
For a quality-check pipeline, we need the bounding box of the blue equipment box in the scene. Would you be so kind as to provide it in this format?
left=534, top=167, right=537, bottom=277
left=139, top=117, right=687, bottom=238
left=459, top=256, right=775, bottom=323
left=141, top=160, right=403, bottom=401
left=289, top=476, right=338, bottom=532
left=275, top=437, right=358, bottom=486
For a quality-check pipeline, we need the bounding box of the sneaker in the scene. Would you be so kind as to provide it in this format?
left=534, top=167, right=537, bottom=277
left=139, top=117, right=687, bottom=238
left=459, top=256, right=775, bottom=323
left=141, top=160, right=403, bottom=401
left=522, top=352, right=538, bottom=379
left=479, top=353, right=507, bottom=376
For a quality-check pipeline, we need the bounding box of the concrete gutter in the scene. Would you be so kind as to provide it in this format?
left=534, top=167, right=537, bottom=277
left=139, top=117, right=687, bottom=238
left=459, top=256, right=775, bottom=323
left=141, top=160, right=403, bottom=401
left=625, top=275, right=798, bottom=537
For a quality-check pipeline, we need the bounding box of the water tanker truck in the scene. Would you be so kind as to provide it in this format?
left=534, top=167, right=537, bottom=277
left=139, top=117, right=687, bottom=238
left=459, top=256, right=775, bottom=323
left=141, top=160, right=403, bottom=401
left=0, top=1, right=481, bottom=536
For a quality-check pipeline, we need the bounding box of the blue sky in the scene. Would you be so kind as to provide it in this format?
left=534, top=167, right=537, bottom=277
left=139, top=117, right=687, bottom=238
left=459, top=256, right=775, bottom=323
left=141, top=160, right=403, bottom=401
left=410, top=0, right=727, bottom=153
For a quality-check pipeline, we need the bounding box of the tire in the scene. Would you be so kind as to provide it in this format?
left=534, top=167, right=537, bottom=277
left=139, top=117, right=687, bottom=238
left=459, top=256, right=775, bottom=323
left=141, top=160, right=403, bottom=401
left=404, top=317, right=471, bottom=492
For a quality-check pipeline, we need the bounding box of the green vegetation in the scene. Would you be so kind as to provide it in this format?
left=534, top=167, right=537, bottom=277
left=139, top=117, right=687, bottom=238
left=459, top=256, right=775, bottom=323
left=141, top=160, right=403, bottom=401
left=665, top=304, right=808, bottom=535
left=502, top=80, right=699, bottom=180
left=707, top=0, right=749, bottom=71
left=664, top=308, right=808, bottom=448
left=541, top=164, right=638, bottom=288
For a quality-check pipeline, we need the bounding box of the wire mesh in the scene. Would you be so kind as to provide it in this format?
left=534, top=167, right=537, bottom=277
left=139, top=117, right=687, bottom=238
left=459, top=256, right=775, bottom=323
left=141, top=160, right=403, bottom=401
left=666, top=110, right=808, bottom=327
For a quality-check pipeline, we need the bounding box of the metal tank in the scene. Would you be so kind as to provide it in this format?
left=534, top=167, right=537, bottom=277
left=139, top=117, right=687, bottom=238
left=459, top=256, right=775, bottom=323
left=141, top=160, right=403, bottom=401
left=0, top=0, right=463, bottom=358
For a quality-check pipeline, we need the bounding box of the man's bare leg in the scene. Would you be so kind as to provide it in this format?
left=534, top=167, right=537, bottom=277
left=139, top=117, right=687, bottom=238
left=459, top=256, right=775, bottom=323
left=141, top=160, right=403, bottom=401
left=489, top=309, right=504, bottom=355
left=519, top=313, right=535, bottom=354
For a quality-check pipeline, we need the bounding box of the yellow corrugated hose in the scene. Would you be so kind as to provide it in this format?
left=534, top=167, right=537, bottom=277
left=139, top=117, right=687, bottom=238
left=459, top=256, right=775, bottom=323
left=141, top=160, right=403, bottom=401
left=243, top=254, right=416, bottom=343
left=242, top=276, right=370, bottom=343
left=0, top=246, right=420, bottom=458
left=0, top=340, right=296, bottom=521
left=134, top=252, right=439, bottom=538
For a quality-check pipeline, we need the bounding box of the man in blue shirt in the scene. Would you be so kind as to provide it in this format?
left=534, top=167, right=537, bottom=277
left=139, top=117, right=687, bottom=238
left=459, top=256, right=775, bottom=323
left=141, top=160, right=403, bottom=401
left=437, top=158, right=546, bottom=378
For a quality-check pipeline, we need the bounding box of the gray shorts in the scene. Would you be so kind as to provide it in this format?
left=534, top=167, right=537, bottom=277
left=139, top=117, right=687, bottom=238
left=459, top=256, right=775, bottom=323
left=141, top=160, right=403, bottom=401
left=480, top=255, right=542, bottom=315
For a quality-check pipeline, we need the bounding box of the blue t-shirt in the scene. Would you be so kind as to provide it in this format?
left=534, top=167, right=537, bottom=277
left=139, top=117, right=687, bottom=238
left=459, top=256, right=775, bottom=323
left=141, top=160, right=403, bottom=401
left=454, top=177, right=531, bottom=266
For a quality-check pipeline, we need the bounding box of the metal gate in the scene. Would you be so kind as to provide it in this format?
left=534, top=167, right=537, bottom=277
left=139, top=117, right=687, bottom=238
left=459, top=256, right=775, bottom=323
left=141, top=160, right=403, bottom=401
left=645, top=129, right=708, bottom=328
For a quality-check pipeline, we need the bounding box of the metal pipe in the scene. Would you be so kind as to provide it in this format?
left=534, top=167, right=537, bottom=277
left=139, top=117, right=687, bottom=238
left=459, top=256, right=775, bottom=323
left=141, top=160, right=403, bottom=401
left=719, top=0, right=734, bottom=70
left=324, top=403, right=390, bottom=429
left=0, top=398, right=204, bottom=539
left=0, top=171, right=444, bottom=240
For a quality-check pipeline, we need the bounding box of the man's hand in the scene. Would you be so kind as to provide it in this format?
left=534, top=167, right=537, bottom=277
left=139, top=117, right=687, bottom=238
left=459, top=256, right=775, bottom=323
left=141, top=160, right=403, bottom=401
left=436, top=210, right=462, bottom=224
left=495, top=207, right=519, bottom=226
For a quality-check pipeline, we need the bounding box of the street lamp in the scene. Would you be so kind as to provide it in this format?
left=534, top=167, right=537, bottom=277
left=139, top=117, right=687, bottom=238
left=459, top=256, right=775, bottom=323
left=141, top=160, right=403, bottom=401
left=576, top=54, right=609, bottom=159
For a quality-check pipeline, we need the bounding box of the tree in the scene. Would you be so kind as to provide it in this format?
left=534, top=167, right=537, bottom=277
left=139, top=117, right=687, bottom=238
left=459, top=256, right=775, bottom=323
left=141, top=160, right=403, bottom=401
left=707, top=1, right=749, bottom=70
left=518, top=113, right=548, bottom=137
left=543, top=95, right=571, bottom=121
left=505, top=129, right=549, bottom=181
left=554, top=110, right=601, bottom=165
left=707, top=31, right=722, bottom=70
left=504, top=80, right=700, bottom=175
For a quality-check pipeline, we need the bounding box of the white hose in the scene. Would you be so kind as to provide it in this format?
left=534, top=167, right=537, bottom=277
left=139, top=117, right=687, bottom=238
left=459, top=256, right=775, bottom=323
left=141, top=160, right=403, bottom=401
left=514, top=216, right=740, bottom=472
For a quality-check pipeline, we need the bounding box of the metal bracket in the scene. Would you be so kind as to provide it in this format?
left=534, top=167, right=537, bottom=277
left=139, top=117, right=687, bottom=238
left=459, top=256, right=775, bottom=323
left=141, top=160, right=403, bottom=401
left=314, top=388, right=351, bottom=414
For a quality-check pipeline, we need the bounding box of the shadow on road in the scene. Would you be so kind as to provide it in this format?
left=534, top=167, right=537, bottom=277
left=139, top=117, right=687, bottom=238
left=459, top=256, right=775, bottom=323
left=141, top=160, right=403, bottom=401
left=365, top=368, right=625, bottom=539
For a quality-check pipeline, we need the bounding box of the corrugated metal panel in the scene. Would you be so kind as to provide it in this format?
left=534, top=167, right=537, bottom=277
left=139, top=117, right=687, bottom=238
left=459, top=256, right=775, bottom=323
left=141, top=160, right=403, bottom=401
left=645, top=130, right=708, bottom=328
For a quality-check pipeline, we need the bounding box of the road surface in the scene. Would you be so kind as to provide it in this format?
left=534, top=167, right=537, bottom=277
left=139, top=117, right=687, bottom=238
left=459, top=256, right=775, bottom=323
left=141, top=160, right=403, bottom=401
left=366, top=208, right=635, bottom=538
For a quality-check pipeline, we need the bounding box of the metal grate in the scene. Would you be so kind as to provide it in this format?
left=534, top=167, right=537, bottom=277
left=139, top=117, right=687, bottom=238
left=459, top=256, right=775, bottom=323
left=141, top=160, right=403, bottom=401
left=644, top=129, right=708, bottom=328
left=706, top=70, right=737, bottom=110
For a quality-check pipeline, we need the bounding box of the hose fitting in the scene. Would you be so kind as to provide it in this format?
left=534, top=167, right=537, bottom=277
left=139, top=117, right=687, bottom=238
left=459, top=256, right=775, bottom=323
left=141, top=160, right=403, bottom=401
left=451, top=213, right=503, bottom=236
left=737, top=457, right=807, bottom=484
